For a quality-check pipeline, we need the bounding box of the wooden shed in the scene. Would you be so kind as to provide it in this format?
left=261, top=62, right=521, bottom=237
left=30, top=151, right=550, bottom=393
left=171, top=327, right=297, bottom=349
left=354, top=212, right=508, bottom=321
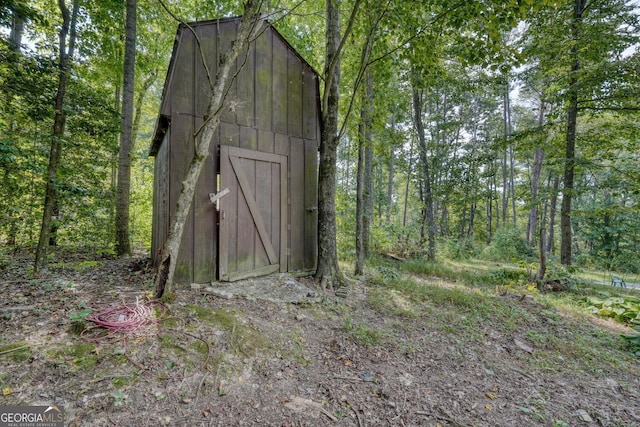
left=149, top=17, right=319, bottom=285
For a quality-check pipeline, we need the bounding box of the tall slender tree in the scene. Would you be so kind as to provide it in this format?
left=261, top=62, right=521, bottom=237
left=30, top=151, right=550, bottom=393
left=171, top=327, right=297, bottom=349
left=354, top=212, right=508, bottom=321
left=316, top=0, right=363, bottom=288
left=34, top=0, right=79, bottom=272
left=115, top=0, right=136, bottom=256
left=560, top=0, right=585, bottom=265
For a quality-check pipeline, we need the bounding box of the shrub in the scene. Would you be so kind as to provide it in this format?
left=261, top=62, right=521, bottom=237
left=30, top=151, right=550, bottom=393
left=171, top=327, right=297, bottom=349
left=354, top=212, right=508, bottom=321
left=481, top=226, right=533, bottom=262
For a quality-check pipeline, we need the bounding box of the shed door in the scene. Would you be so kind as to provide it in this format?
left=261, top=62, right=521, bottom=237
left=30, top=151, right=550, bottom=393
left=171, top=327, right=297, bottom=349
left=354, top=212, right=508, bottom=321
left=219, top=145, right=287, bottom=281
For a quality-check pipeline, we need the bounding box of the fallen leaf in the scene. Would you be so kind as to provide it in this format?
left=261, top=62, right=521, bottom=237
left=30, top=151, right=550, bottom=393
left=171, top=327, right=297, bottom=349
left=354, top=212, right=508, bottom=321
left=485, top=403, right=493, bottom=410
left=344, top=359, right=352, bottom=366
left=485, top=392, right=496, bottom=399
left=2, top=387, right=13, bottom=396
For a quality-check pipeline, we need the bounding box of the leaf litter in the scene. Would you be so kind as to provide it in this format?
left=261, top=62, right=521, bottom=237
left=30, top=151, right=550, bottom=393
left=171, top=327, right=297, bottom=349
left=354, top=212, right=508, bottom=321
left=0, top=249, right=638, bottom=426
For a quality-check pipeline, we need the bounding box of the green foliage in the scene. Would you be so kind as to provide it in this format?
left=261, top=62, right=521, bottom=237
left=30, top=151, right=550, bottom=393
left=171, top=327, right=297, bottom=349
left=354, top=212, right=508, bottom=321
left=112, top=389, right=133, bottom=407
left=622, top=326, right=640, bottom=357
left=441, top=238, right=478, bottom=260
left=582, top=291, right=640, bottom=357
left=581, top=293, right=640, bottom=326
left=344, top=316, right=384, bottom=347
left=69, top=307, right=92, bottom=322
left=482, top=227, right=534, bottom=262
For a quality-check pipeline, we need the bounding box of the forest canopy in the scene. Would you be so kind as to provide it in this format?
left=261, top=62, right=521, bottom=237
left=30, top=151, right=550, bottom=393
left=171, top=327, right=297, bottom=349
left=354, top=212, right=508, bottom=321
left=1, top=0, right=639, bottom=277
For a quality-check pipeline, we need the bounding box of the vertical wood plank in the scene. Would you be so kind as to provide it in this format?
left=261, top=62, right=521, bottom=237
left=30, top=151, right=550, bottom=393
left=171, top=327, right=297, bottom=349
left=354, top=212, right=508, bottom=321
left=302, top=66, right=318, bottom=141
left=236, top=38, right=255, bottom=127
left=240, top=125, right=257, bottom=151
left=258, top=129, right=274, bottom=153
left=279, top=157, right=287, bottom=272
left=219, top=146, right=234, bottom=279
left=287, top=51, right=303, bottom=138
left=220, top=122, right=239, bottom=147
left=275, top=133, right=289, bottom=156
left=272, top=36, right=287, bottom=134
left=289, top=138, right=305, bottom=271
left=151, top=133, right=169, bottom=266
left=304, top=139, right=319, bottom=270
left=168, top=28, right=196, bottom=284
left=170, top=111, right=194, bottom=285
left=193, top=117, right=217, bottom=283
left=235, top=157, right=256, bottom=272
left=194, top=23, right=218, bottom=120
left=255, top=159, right=271, bottom=267
left=255, top=27, right=272, bottom=131
left=170, top=30, right=195, bottom=115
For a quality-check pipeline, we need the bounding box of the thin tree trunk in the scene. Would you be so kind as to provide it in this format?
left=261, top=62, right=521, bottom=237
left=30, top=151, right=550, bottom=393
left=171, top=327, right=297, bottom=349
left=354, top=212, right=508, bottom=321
left=412, top=85, right=435, bottom=261
left=509, top=145, right=516, bottom=226
left=560, top=0, right=585, bottom=265
left=316, top=0, right=342, bottom=289
left=386, top=114, right=395, bottom=224
left=315, top=0, right=363, bottom=289
left=502, top=149, right=508, bottom=226
left=362, top=70, right=374, bottom=260
left=487, top=176, right=493, bottom=244
left=354, top=121, right=365, bottom=275
left=9, top=10, right=24, bottom=51
left=547, top=174, right=559, bottom=254
left=132, top=71, right=157, bottom=146
left=153, top=2, right=264, bottom=298
left=34, top=0, right=79, bottom=273
left=527, top=98, right=546, bottom=246
left=115, top=0, right=137, bottom=256
left=403, top=137, right=414, bottom=228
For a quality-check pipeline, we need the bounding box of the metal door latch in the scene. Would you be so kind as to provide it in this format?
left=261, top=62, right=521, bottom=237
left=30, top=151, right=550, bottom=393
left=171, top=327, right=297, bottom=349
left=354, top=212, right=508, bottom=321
left=209, top=187, right=230, bottom=210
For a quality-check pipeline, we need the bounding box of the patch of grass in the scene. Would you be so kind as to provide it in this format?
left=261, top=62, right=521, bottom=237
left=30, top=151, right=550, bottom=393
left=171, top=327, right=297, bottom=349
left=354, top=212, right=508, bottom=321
left=111, top=376, right=137, bottom=388
left=367, top=287, right=421, bottom=318
left=0, top=341, right=31, bottom=363
left=286, top=327, right=310, bottom=366
left=401, top=260, right=453, bottom=278
left=344, top=317, right=385, bottom=347
left=46, top=342, right=98, bottom=370
left=185, top=305, right=271, bottom=356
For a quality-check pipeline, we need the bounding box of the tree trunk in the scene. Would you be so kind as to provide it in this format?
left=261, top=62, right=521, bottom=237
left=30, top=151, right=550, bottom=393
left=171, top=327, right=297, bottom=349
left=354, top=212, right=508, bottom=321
left=527, top=98, right=546, bottom=246
left=535, top=223, right=547, bottom=283
left=132, top=71, right=157, bottom=147
left=403, top=137, right=413, bottom=228
left=34, top=0, right=79, bottom=273
left=9, top=10, right=24, bottom=51
left=547, top=174, right=560, bottom=254
left=115, top=0, right=137, bottom=256
left=315, top=0, right=363, bottom=289
left=362, top=70, right=374, bottom=260
left=386, top=117, right=395, bottom=225
left=487, top=176, right=493, bottom=244
left=560, top=0, right=585, bottom=266
left=501, top=149, right=508, bottom=226
left=354, top=120, right=365, bottom=275
left=153, top=2, right=264, bottom=298
left=509, top=147, right=516, bottom=226
left=412, top=85, right=435, bottom=261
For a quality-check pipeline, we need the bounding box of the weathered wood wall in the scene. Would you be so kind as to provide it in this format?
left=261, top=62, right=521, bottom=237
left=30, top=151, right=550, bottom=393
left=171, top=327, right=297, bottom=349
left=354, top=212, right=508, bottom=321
left=150, top=18, right=320, bottom=285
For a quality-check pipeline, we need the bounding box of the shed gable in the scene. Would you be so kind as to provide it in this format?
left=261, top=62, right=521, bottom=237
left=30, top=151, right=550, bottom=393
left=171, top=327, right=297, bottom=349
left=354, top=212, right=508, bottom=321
left=150, top=18, right=320, bottom=285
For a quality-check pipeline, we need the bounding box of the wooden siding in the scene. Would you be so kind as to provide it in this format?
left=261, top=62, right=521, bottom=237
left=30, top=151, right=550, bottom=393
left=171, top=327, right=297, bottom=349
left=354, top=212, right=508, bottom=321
left=151, top=19, right=319, bottom=283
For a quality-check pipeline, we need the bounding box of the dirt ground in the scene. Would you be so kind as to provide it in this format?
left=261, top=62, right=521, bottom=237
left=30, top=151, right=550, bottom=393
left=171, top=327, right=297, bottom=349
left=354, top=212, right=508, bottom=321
left=1, top=250, right=639, bottom=426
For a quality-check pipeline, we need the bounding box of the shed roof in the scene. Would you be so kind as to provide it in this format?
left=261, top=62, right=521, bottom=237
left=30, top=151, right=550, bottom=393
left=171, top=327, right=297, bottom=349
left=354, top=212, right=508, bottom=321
left=149, top=16, right=320, bottom=157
